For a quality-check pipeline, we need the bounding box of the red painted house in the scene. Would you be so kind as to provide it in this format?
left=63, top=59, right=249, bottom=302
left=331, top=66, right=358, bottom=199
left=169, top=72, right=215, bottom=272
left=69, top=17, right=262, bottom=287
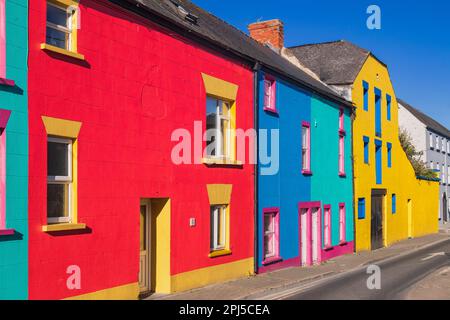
left=28, top=0, right=254, bottom=299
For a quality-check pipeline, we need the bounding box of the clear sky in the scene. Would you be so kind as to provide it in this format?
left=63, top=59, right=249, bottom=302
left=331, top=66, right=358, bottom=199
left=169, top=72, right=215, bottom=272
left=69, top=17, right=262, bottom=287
left=193, top=0, right=450, bottom=128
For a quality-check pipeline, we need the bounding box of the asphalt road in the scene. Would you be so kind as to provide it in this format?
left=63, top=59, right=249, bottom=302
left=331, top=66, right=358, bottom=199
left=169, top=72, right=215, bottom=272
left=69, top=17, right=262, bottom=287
left=282, top=239, right=450, bottom=300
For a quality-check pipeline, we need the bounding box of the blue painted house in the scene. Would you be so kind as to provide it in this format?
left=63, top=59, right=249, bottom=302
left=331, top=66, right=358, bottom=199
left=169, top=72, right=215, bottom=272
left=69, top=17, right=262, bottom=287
left=249, top=20, right=355, bottom=273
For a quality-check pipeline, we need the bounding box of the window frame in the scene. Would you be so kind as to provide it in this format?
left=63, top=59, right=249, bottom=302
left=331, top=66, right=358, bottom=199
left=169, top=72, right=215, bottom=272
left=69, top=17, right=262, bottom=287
left=386, top=94, right=391, bottom=121
left=392, top=194, right=397, bottom=214
left=338, top=203, right=346, bottom=244
left=387, top=142, right=392, bottom=168
left=363, top=81, right=369, bottom=111
left=0, top=109, right=12, bottom=234
left=301, top=121, right=312, bottom=175
left=263, top=75, right=277, bottom=113
left=205, top=96, right=232, bottom=161
left=363, top=136, right=370, bottom=164
left=262, top=207, right=280, bottom=264
left=323, top=205, right=332, bottom=249
left=358, top=198, right=366, bottom=220
left=338, top=132, right=346, bottom=177
left=210, top=204, right=228, bottom=252
left=47, top=136, right=73, bottom=224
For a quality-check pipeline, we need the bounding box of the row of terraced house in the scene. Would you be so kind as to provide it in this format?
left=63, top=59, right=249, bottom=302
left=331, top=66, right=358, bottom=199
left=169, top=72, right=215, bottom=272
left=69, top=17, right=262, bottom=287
left=0, top=0, right=447, bottom=299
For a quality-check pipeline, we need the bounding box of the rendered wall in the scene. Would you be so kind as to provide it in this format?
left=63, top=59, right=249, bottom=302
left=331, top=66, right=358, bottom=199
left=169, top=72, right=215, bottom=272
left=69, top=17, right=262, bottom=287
left=0, top=0, right=28, bottom=300
left=352, top=55, right=439, bottom=252
left=28, top=0, right=254, bottom=299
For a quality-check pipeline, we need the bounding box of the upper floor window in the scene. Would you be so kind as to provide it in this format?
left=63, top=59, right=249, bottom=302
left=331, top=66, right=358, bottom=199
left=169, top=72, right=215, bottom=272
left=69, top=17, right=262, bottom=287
left=374, top=87, right=382, bottom=138
left=0, top=109, right=12, bottom=235
left=447, top=140, right=450, bottom=154
left=206, top=97, right=231, bottom=160
left=436, top=135, right=440, bottom=151
left=430, top=132, right=434, bottom=149
left=387, top=142, right=392, bottom=168
left=363, top=81, right=369, bottom=111
left=363, top=136, right=370, bottom=164
left=339, top=108, right=345, bottom=133
left=45, top=0, right=81, bottom=54
left=386, top=94, right=391, bottom=121
left=263, top=76, right=277, bottom=112
left=301, top=121, right=311, bottom=175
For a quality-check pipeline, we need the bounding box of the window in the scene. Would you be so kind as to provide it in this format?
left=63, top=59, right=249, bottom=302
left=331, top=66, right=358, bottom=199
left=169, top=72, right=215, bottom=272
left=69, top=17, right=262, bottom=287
left=206, top=97, right=231, bottom=160
left=392, top=194, right=397, bottom=214
left=436, top=135, right=440, bottom=151
left=448, top=165, right=450, bottom=184
left=375, top=140, right=383, bottom=185
left=374, top=87, right=382, bottom=137
left=358, top=198, right=366, bottom=219
left=47, top=137, right=73, bottom=224
left=443, top=164, right=446, bottom=184
left=387, top=142, right=392, bottom=168
left=210, top=205, right=228, bottom=251
left=263, top=76, right=276, bottom=112
left=447, top=140, right=450, bottom=154
left=363, top=81, right=369, bottom=111
left=0, top=109, right=12, bottom=235
left=263, top=208, right=280, bottom=263
left=430, top=132, right=434, bottom=149
left=301, top=121, right=311, bottom=174
left=430, top=161, right=433, bottom=170
left=46, top=1, right=78, bottom=51
left=339, top=203, right=346, bottom=243
left=323, top=205, right=332, bottom=248
left=363, top=136, right=370, bottom=164
left=339, top=134, right=345, bottom=176
left=386, top=94, right=391, bottom=121
left=339, top=108, right=345, bottom=133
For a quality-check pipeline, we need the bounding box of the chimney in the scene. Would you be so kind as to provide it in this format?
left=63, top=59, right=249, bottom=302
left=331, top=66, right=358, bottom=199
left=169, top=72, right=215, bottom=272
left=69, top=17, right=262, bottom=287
left=248, top=19, right=284, bottom=50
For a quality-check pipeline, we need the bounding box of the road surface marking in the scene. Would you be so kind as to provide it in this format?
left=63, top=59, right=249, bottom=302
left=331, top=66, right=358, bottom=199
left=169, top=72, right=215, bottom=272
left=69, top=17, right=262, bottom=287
left=421, top=252, right=445, bottom=261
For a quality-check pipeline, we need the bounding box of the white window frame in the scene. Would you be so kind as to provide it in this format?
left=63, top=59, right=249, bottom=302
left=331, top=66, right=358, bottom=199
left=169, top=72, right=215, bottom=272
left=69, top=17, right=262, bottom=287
left=46, top=2, right=74, bottom=51
left=436, top=135, right=440, bottom=151
left=210, top=205, right=227, bottom=251
left=263, top=212, right=277, bottom=259
left=206, top=98, right=231, bottom=160
left=47, top=136, right=73, bottom=224
left=429, top=132, right=433, bottom=149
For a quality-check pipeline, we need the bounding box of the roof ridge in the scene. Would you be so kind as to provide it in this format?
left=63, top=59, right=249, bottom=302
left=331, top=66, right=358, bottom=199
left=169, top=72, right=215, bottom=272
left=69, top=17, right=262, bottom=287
left=288, top=40, right=345, bottom=49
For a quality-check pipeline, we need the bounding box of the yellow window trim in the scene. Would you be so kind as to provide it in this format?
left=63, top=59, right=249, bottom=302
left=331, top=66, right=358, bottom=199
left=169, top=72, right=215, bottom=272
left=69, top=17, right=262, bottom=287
left=41, top=44, right=85, bottom=61
left=42, top=223, right=86, bottom=232
left=206, top=184, right=232, bottom=205
left=208, top=249, right=232, bottom=258
left=42, top=116, right=82, bottom=230
left=201, top=158, right=242, bottom=166
left=45, top=0, right=80, bottom=55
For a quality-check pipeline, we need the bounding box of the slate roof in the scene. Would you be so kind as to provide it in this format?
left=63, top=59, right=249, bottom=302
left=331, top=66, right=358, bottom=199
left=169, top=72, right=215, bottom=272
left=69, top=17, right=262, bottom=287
left=288, top=40, right=382, bottom=85
left=109, top=0, right=353, bottom=108
left=397, top=98, right=450, bottom=139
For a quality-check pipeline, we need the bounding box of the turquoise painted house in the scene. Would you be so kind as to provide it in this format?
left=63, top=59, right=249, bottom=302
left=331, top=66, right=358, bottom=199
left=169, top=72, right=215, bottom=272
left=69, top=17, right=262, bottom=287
left=0, top=0, right=28, bottom=299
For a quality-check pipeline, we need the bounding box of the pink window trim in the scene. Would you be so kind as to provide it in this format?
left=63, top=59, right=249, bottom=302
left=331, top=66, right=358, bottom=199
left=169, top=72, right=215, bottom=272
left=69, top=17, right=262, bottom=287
left=338, top=108, right=345, bottom=134
left=323, top=205, right=332, bottom=249
left=263, top=75, right=277, bottom=113
left=0, top=0, right=5, bottom=79
left=338, top=203, right=346, bottom=244
left=0, top=108, right=12, bottom=234
left=298, top=202, right=322, bottom=266
left=302, top=121, right=312, bottom=175
left=262, top=207, right=281, bottom=265
left=338, top=133, right=345, bottom=176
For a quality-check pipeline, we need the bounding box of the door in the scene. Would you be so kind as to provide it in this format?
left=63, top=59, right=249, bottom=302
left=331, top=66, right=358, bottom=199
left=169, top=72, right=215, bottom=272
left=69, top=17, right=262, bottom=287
left=407, top=199, right=413, bottom=238
left=311, top=207, right=319, bottom=264
left=371, top=194, right=384, bottom=250
left=300, top=208, right=308, bottom=266
left=139, top=202, right=150, bottom=293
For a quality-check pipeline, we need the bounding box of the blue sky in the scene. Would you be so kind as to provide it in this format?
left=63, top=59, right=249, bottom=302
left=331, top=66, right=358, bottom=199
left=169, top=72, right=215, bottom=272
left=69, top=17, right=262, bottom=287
left=194, top=0, right=450, bottom=128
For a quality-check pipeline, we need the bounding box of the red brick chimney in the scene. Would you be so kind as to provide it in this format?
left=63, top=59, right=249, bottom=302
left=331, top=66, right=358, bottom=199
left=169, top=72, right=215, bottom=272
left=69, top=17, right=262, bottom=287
left=248, top=19, right=284, bottom=50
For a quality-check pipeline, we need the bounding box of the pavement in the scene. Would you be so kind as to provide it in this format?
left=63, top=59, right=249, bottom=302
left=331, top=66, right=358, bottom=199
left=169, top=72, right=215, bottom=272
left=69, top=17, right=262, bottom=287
left=147, top=232, right=450, bottom=300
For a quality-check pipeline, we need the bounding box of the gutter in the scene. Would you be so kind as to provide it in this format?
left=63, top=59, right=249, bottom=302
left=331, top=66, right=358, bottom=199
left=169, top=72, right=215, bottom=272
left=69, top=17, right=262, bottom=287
left=253, top=62, right=261, bottom=275
left=108, top=0, right=354, bottom=110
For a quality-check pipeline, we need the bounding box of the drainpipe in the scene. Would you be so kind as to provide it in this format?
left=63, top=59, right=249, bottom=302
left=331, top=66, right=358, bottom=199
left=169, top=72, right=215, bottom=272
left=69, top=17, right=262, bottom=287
left=351, top=107, right=357, bottom=252
left=253, top=61, right=261, bottom=274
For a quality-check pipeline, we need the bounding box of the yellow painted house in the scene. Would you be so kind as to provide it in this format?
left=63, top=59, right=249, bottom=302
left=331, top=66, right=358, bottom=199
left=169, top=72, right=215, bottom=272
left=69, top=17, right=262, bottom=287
left=289, top=40, right=439, bottom=251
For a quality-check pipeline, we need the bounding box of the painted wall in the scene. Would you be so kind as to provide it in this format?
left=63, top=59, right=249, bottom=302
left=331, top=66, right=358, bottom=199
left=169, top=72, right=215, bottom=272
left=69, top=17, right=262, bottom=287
left=310, top=95, right=354, bottom=258
left=352, top=55, right=439, bottom=252
left=257, top=71, right=354, bottom=272
left=0, top=0, right=28, bottom=300
left=28, top=0, right=253, bottom=299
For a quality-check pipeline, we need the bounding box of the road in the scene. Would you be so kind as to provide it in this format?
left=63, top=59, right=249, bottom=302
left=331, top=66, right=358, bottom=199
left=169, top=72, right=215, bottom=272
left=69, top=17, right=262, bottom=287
left=281, top=239, right=450, bottom=300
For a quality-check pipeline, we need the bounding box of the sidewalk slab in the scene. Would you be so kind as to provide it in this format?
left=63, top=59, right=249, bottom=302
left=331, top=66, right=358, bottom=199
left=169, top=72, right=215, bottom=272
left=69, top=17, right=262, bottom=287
left=148, top=233, right=450, bottom=300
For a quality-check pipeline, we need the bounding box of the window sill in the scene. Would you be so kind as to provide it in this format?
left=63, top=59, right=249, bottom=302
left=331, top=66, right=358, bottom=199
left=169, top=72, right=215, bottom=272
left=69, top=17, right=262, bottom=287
left=0, top=77, right=15, bottom=87
left=42, top=223, right=86, bottom=232
left=208, top=249, right=232, bottom=258
left=263, top=107, right=278, bottom=115
left=323, top=245, right=333, bottom=251
left=262, top=256, right=282, bottom=266
left=339, top=129, right=346, bottom=136
left=40, top=43, right=85, bottom=61
left=202, top=158, right=243, bottom=167
left=0, top=229, right=15, bottom=236
left=339, top=172, right=347, bottom=177
left=302, top=170, right=313, bottom=176
left=339, top=241, right=348, bottom=246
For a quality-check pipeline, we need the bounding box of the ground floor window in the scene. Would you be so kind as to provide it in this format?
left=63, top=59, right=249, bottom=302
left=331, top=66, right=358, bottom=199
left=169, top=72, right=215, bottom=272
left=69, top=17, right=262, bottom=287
left=210, top=205, right=228, bottom=251
left=263, top=208, right=280, bottom=262
left=323, top=205, right=332, bottom=248
left=339, top=203, right=346, bottom=243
